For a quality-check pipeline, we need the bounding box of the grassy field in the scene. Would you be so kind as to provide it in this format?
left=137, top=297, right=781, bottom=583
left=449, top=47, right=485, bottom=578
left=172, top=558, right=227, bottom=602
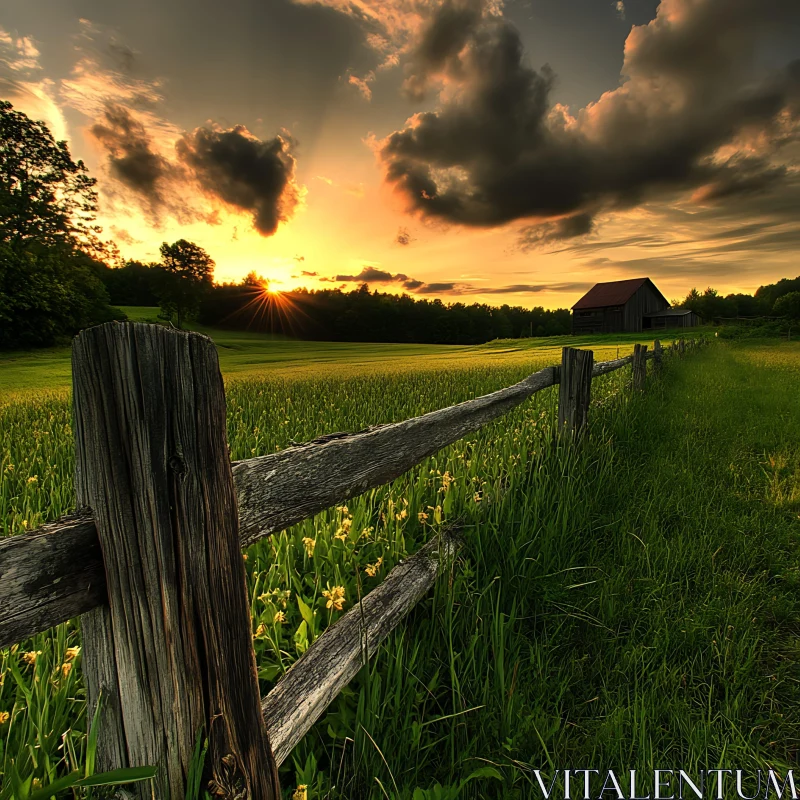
left=0, top=306, right=689, bottom=400
left=2, top=334, right=799, bottom=799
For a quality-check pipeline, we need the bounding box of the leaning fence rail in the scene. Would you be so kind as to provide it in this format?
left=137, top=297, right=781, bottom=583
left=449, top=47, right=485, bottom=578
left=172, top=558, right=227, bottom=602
left=0, top=323, right=705, bottom=798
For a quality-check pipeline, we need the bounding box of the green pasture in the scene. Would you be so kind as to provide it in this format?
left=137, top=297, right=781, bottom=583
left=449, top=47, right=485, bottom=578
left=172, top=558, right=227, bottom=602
left=0, top=306, right=694, bottom=400
left=1, top=335, right=799, bottom=799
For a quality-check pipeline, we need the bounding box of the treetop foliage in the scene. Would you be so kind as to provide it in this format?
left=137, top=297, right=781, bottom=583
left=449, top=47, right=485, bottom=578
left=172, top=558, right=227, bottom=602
left=0, top=100, right=99, bottom=253
left=0, top=101, right=122, bottom=348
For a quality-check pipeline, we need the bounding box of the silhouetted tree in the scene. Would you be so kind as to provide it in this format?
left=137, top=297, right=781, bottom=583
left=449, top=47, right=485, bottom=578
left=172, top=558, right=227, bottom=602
left=773, top=291, right=800, bottom=321
left=157, top=240, right=214, bottom=327
left=0, top=101, right=121, bottom=348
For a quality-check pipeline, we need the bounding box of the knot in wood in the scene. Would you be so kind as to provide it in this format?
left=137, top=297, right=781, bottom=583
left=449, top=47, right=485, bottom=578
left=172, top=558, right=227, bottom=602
left=169, top=454, right=187, bottom=476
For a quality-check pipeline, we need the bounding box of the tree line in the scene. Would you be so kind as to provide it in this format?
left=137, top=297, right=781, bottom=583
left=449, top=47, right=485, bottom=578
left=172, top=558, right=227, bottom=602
left=93, top=262, right=571, bottom=343
left=676, top=283, right=800, bottom=322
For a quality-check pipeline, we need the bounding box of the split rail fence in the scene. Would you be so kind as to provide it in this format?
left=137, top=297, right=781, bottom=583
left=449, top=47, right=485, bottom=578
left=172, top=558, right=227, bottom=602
left=0, top=323, right=705, bottom=798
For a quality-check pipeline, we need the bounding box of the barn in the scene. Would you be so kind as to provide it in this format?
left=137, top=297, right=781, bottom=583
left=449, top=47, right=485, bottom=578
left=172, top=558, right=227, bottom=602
left=642, top=308, right=700, bottom=330
left=571, top=277, right=695, bottom=334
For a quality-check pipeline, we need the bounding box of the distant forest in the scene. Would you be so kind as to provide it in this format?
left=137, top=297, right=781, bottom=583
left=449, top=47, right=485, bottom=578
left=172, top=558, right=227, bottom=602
left=95, top=262, right=572, bottom=344
left=95, top=260, right=800, bottom=345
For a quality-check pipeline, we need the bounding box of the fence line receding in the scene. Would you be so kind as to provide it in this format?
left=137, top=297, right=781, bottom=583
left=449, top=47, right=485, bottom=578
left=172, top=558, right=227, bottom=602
left=0, top=322, right=705, bottom=799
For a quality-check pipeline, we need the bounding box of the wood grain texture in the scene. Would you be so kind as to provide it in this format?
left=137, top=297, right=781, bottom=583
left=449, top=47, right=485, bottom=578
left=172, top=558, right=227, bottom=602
left=591, top=355, right=633, bottom=377
left=557, top=347, right=594, bottom=436
left=0, top=512, right=103, bottom=647
left=72, top=321, right=279, bottom=800
left=233, top=365, right=558, bottom=546
left=262, top=532, right=460, bottom=766
left=2, top=352, right=640, bottom=649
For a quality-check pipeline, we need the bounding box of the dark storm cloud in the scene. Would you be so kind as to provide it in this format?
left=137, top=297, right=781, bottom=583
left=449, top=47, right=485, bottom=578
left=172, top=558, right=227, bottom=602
left=413, top=282, right=458, bottom=293
left=335, top=266, right=401, bottom=282
left=329, top=266, right=592, bottom=296
left=401, top=0, right=486, bottom=101
left=379, top=0, right=800, bottom=238
left=691, top=157, right=789, bottom=203
left=176, top=124, right=301, bottom=236
left=333, top=265, right=432, bottom=291
left=90, top=103, right=172, bottom=202
left=412, top=281, right=593, bottom=295
left=517, top=213, right=595, bottom=252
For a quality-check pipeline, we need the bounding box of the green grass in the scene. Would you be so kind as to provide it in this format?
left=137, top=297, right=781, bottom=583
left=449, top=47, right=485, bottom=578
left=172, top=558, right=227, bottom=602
left=2, top=336, right=799, bottom=798
left=0, top=306, right=692, bottom=400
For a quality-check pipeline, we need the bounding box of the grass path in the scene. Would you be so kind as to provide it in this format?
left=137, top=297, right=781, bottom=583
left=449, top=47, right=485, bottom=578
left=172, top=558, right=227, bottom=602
left=510, top=342, right=800, bottom=777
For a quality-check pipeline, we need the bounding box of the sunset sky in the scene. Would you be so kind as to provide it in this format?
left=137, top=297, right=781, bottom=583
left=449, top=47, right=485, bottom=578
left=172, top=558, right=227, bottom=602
left=1, top=0, right=798, bottom=308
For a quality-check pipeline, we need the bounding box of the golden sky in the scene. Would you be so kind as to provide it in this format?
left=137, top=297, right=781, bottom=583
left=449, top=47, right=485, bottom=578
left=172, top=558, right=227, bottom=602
left=1, top=0, right=798, bottom=309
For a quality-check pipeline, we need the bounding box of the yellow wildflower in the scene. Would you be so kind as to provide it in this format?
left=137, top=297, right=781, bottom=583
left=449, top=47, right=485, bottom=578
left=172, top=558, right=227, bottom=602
left=322, top=586, right=346, bottom=611
left=255, top=623, right=267, bottom=637
left=302, top=537, right=315, bottom=556
left=27, top=475, right=38, bottom=484
left=273, top=611, right=286, bottom=624
left=334, top=530, right=348, bottom=542
left=340, top=517, right=353, bottom=533
left=336, top=505, right=348, bottom=514
left=0, top=711, right=9, bottom=724
left=395, top=508, right=408, bottom=521
left=61, top=662, right=72, bottom=678
left=293, top=786, right=308, bottom=800
left=474, top=492, right=482, bottom=503
left=361, top=526, right=374, bottom=538
left=23, top=651, right=41, bottom=666
left=242, top=554, right=248, bottom=561
left=418, top=511, right=429, bottom=523
left=441, top=471, right=454, bottom=491
left=365, top=556, right=384, bottom=578
left=65, top=646, right=80, bottom=661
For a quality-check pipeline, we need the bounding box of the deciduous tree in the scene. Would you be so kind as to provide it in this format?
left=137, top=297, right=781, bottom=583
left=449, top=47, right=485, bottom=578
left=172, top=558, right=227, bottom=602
left=157, top=239, right=215, bottom=327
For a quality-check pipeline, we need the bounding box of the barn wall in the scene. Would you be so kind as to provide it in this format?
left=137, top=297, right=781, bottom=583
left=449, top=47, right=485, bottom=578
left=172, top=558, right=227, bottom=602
left=572, top=309, right=603, bottom=334
left=622, top=283, right=670, bottom=333
left=645, top=311, right=700, bottom=329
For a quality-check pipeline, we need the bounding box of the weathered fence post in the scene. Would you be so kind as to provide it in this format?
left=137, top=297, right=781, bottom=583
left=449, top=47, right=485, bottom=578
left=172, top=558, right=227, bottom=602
left=73, top=322, right=280, bottom=800
left=653, top=339, right=662, bottom=373
left=632, top=343, right=648, bottom=391
left=557, top=347, right=594, bottom=437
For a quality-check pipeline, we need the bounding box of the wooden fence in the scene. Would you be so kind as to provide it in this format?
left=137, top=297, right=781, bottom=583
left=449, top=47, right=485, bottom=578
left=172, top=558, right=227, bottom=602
left=0, top=323, right=705, bottom=798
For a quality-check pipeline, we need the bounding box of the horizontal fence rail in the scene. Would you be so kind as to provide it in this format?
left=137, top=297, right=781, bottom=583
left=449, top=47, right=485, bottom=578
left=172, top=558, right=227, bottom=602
left=1, top=339, right=689, bottom=651
left=262, top=532, right=460, bottom=766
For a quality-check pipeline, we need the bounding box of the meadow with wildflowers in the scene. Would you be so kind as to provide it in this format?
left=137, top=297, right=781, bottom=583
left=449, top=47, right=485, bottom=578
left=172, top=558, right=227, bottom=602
left=2, top=336, right=799, bottom=798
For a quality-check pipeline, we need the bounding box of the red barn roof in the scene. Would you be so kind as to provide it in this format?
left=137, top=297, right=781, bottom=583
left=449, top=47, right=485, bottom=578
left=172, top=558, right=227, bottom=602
left=572, top=278, right=667, bottom=310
